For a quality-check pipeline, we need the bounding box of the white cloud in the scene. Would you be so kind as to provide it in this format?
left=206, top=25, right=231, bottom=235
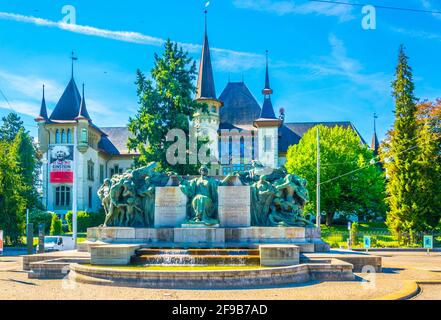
left=419, top=0, right=441, bottom=20
left=391, top=26, right=441, bottom=42
left=0, top=69, right=64, bottom=103
left=0, top=99, right=41, bottom=118
left=0, top=11, right=265, bottom=73
left=0, top=12, right=166, bottom=47
left=212, top=48, right=264, bottom=72
left=232, top=0, right=355, bottom=21
left=0, top=68, right=123, bottom=121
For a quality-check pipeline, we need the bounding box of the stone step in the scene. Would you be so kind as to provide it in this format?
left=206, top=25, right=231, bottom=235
left=136, top=248, right=260, bottom=256
left=131, top=254, right=260, bottom=266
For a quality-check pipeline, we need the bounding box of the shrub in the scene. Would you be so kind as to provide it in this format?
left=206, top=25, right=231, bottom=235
left=65, top=211, right=105, bottom=233
left=62, top=224, right=69, bottom=234
left=350, top=222, right=359, bottom=246
left=49, top=214, right=62, bottom=235
left=29, top=209, right=52, bottom=234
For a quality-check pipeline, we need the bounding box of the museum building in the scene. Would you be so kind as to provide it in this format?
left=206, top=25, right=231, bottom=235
left=34, top=16, right=376, bottom=215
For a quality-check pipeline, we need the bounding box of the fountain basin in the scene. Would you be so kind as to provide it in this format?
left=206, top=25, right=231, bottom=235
left=69, top=259, right=354, bottom=289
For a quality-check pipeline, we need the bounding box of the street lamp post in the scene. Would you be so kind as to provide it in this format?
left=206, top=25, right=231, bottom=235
left=72, top=126, right=77, bottom=248
left=316, top=128, right=321, bottom=232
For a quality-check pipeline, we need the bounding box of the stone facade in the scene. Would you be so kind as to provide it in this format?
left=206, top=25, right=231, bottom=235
left=154, top=187, right=187, bottom=228
left=218, top=186, right=251, bottom=227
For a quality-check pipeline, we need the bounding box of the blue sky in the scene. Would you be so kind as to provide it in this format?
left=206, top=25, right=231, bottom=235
left=0, top=0, right=440, bottom=143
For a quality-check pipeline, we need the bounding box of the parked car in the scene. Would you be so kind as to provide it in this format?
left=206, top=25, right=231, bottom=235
left=44, top=236, right=75, bottom=252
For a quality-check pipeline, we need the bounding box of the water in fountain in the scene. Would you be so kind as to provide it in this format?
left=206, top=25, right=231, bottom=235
left=132, top=248, right=260, bottom=267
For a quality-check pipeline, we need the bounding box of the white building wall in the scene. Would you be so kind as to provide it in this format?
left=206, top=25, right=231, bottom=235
left=257, top=127, right=278, bottom=168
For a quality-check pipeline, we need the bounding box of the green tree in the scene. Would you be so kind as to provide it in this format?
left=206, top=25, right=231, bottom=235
left=285, top=125, right=386, bottom=226
left=11, top=128, right=40, bottom=209
left=0, top=112, right=24, bottom=141
left=414, top=100, right=441, bottom=230
left=0, top=113, right=41, bottom=211
left=128, top=40, right=208, bottom=175
left=49, top=214, right=62, bottom=236
left=0, top=139, right=26, bottom=244
left=380, top=45, right=421, bottom=236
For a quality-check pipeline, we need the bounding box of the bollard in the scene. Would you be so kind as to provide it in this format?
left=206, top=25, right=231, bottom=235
left=38, top=224, right=45, bottom=254
left=27, top=223, right=34, bottom=254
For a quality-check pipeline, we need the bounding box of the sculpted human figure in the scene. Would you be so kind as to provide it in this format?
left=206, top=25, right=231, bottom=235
left=177, top=165, right=222, bottom=226
left=250, top=175, right=277, bottom=226
left=138, top=176, right=156, bottom=227
left=270, top=174, right=312, bottom=226
left=98, top=179, right=112, bottom=226
left=119, top=197, right=143, bottom=227
left=118, top=179, right=138, bottom=226
left=106, top=176, right=125, bottom=227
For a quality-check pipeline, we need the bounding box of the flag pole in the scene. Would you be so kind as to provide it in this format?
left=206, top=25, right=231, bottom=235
left=316, top=127, right=321, bottom=232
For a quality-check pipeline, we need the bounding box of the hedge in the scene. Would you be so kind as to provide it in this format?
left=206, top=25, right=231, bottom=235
left=65, top=210, right=105, bottom=233
left=50, top=214, right=63, bottom=235
left=29, top=209, right=53, bottom=234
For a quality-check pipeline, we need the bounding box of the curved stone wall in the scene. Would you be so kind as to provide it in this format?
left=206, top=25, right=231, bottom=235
left=69, top=259, right=353, bottom=289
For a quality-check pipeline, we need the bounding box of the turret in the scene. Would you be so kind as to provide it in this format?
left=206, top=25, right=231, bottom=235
left=254, top=51, right=281, bottom=169
left=193, top=9, right=222, bottom=167
left=76, top=84, right=90, bottom=153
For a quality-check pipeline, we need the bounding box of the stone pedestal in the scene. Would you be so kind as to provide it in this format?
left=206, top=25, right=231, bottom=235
left=218, top=186, right=251, bottom=227
left=259, top=244, right=300, bottom=267
left=154, top=187, right=187, bottom=228
left=90, top=244, right=140, bottom=265
left=174, top=228, right=225, bottom=246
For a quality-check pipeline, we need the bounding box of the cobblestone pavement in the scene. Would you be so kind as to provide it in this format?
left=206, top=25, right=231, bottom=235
left=0, top=251, right=440, bottom=300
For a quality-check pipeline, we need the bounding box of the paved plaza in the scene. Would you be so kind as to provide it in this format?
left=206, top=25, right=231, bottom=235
left=0, top=251, right=440, bottom=300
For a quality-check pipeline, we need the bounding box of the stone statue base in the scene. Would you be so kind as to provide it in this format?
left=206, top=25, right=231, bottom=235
left=174, top=228, right=225, bottom=246
left=181, top=223, right=220, bottom=228
left=87, top=226, right=330, bottom=252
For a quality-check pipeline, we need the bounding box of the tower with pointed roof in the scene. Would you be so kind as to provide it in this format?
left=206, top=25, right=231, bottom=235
left=253, top=51, right=281, bottom=168
left=35, top=85, right=50, bottom=152
left=192, top=9, right=222, bottom=171
left=371, top=113, right=380, bottom=156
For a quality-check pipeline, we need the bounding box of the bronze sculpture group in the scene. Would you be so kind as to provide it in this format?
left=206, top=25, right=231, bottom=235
left=98, top=161, right=314, bottom=228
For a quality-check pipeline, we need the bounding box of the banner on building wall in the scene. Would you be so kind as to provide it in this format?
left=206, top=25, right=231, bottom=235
left=0, top=230, right=3, bottom=256
left=49, top=145, right=74, bottom=183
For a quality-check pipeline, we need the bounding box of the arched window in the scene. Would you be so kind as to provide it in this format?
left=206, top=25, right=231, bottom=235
left=211, top=106, right=216, bottom=113
left=55, top=186, right=71, bottom=207
left=55, top=129, right=60, bottom=143
left=61, top=129, right=65, bottom=143
left=67, top=129, right=71, bottom=143
left=81, top=128, right=88, bottom=144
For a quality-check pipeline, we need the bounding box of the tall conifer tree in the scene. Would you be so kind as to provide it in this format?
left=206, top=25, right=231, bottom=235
left=382, top=45, right=420, bottom=236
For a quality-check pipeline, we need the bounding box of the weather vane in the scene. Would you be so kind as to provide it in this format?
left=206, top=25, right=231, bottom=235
left=71, top=51, right=78, bottom=78
left=373, top=112, right=378, bottom=133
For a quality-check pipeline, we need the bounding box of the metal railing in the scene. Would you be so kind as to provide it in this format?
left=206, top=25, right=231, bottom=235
left=321, top=230, right=441, bottom=249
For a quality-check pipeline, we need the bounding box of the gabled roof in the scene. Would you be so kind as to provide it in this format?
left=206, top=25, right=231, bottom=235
left=49, top=77, right=82, bottom=121
left=98, top=127, right=138, bottom=156
left=219, top=82, right=261, bottom=126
